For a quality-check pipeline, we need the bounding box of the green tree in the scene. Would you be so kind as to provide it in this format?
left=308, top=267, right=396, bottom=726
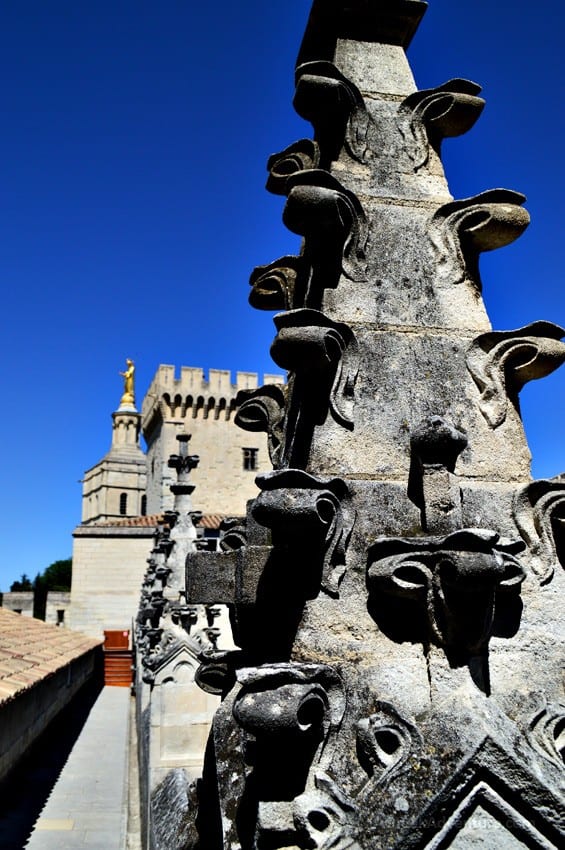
left=33, top=558, right=72, bottom=620
left=10, top=573, right=33, bottom=592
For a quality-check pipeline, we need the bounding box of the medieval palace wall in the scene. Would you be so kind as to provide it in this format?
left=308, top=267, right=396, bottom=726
left=141, top=366, right=283, bottom=516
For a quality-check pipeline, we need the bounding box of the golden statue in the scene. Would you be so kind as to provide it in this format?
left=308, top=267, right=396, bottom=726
left=119, top=358, right=135, bottom=406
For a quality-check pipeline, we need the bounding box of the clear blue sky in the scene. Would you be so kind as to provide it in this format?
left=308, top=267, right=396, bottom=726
left=0, top=0, right=564, bottom=590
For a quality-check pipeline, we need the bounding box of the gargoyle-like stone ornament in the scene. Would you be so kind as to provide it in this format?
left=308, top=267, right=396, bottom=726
left=399, top=79, right=485, bottom=170
left=283, top=170, right=367, bottom=298
left=430, top=189, right=530, bottom=287
left=232, top=663, right=347, bottom=849
left=271, top=308, right=358, bottom=468
left=292, top=772, right=361, bottom=850
left=356, top=701, right=423, bottom=786
left=294, top=61, right=365, bottom=166
left=253, top=469, right=355, bottom=597
left=235, top=383, right=287, bottom=467
left=410, top=415, right=468, bottom=534
left=367, top=529, right=525, bottom=658
left=251, top=170, right=367, bottom=311
left=266, top=139, right=321, bottom=195
left=513, top=477, right=565, bottom=583
left=218, top=516, right=249, bottom=553
left=248, top=255, right=306, bottom=311
left=467, top=321, right=565, bottom=428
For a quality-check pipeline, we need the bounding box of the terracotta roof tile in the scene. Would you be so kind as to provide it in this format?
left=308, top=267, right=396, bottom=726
left=92, top=513, right=228, bottom=530
left=97, top=513, right=163, bottom=527
left=198, top=514, right=226, bottom=530
left=0, top=608, right=101, bottom=706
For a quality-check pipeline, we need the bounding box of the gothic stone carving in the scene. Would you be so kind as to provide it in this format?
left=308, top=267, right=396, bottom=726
left=294, top=61, right=365, bottom=166
left=253, top=469, right=355, bottom=597
left=399, top=79, right=485, bottom=170
left=292, top=772, right=361, bottom=850
left=467, top=321, right=565, bottom=429
left=218, top=517, right=248, bottom=553
left=513, top=477, right=565, bottom=584
left=248, top=254, right=306, bottom=311
left=410, top=416, right=468, bottom=534
left=235, top=383, right=287, bottom=468
left=399, top=737, right=565, bottom=850
left=178, top=4, right=565, bottom=848
left=527, top=701, right=565, bottom=771
left=283, top=170, right=367, bottom=299
left=430, top=189, right=530, bottom=288
left=367, top=529, right=525, bottom=658
left=232, top=663, right=346, bottom=849
left=266, top=138, right=321, bottom=195
left=356, top=701, right=423, bottom=786
left=270, top=309, right=358, bottom=469
left=253, top=171, right=367, bottom=312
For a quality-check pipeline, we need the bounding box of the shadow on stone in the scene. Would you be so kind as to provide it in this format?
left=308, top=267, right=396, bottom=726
left=0, top=675, right=103, bottom=850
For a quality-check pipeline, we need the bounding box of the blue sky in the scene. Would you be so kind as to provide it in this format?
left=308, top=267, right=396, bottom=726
left=0, top=0, right=564, bottom=590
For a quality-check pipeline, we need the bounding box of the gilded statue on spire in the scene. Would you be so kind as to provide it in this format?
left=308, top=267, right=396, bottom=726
left=119, top=358, right=135, bottom=406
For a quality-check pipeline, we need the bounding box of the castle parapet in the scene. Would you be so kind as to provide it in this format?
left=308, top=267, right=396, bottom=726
left=142, top=365, right=284, bottom=431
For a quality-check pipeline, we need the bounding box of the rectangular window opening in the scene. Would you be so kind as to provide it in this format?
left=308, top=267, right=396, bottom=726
left=242, top=447, right=258, bottom=471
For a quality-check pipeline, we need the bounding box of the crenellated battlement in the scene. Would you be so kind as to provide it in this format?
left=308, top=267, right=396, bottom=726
left=141, top=364, right=284, bottom=428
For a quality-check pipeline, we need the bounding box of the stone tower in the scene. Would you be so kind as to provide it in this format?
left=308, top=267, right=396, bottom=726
left=182, top=3, right=564, bottom=848
left=141, top=366, right=284, bottom=516
left=81, top=364, right=146, bottom=524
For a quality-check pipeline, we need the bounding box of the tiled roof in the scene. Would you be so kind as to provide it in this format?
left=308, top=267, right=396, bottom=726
left=95, top=514, right=163, bottom=528
left=94, top=513, right=227, bottom=530
left=0, top=609, right=101, bottom=705
left=198, top=514, right=225, bottom=530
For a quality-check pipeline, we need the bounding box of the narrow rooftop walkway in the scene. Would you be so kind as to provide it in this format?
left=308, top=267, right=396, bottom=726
left=24, top=686, right=130, bottom=850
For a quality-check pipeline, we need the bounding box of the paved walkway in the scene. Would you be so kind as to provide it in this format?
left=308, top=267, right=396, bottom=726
left=25, top=686, right=130, bottom=850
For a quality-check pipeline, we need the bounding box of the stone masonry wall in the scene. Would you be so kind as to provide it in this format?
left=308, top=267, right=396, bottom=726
left=142, top=366, right=284, bottom=516
left=1, top=592, right=34, bottom=617
left=45, top=591, right=71, bottom=627
left=70, top=528, right=154, bottom=639
left=0, top=649, right=100, bottom=783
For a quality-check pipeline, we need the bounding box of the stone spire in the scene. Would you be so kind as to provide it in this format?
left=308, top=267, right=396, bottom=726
left=180, top=3, right=565, bottom=848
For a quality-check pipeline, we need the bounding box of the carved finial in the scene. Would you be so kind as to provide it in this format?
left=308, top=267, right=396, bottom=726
left=167, top=433, right=200, bottom=506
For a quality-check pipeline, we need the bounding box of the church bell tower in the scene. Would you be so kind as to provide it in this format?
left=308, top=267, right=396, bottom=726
left=81, top=359, right=147, bottom=524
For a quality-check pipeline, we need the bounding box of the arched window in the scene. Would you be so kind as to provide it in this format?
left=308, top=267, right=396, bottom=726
left=141, top=494, right=147, bottom=516
left=119, top=492, right=128, bottom=515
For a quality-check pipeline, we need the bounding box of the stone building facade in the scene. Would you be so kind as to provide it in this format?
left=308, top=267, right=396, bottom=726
left=69, top=364, right=282, bottom=639
left=141, top=366, right=284, bottom=516
left=45, top=591, right=72, bottom=627
left=1, top=592, right=34, bottom=617
left=69, top=522, right=155, bottom=637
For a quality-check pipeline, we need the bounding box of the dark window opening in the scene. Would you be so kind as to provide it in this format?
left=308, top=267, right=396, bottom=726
left=141, top=494, right=147, bottom=516
left=57, top=609, right=65, bottom=626
left=119, top=492, right=128, bottom=515
left=243, top=447, right=258, bottom=471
